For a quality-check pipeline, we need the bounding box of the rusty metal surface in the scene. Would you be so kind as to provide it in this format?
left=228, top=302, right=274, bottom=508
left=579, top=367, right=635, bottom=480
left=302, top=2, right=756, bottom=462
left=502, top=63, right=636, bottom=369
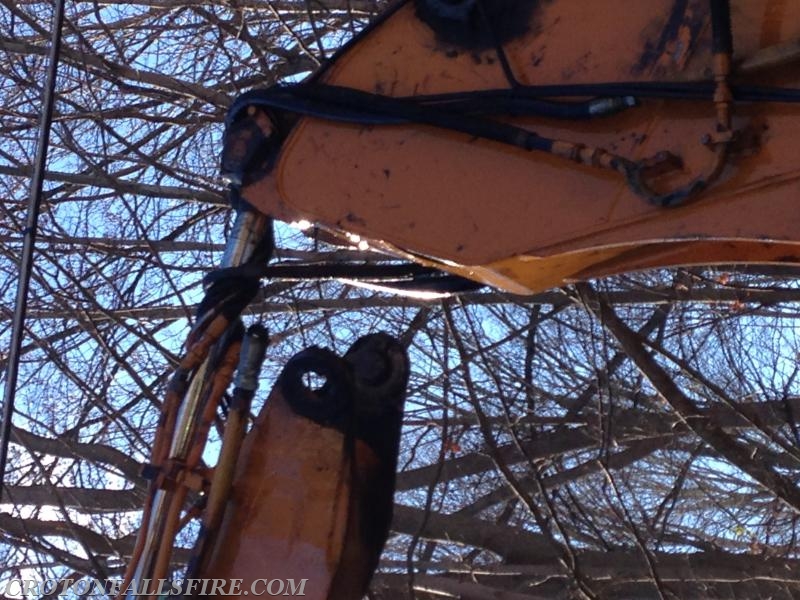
left=241, top=0, right=800, bottom=294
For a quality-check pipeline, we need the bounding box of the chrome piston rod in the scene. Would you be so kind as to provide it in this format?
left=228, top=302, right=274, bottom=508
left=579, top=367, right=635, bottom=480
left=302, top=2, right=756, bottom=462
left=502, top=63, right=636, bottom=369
left=126, top=207, right=271, bottom=598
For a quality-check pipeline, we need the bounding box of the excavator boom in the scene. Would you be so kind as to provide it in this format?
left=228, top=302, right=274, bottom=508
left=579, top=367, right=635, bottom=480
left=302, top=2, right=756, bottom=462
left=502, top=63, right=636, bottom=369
left=230, top=0, right=800, bottom=294
left=121, top=2, right=800, bottom=598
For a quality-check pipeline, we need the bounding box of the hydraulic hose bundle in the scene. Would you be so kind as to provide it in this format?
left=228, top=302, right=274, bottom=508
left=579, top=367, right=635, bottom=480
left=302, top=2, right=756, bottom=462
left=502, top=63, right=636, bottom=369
left=119, top=142, right=410, bottom=600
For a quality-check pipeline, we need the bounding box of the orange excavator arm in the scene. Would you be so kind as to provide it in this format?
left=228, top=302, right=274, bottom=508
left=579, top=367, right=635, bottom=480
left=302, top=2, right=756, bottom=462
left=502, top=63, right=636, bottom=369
left=227, top=0, right=800, bottom=295
left=196, top=334, right=409, bottom=600
left=121, top=2, right=800, bottom=598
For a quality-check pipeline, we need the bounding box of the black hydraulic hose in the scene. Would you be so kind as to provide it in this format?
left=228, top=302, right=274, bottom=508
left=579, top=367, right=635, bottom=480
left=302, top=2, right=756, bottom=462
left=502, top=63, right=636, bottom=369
left=423, top=95, right=637, bottom=119
left=206, top=261, right=461, bottom=284
left=229, top=86, right=639, bottom=127
left=226, top=80, right=800, bottom=175
left=710, top=0, right=733, bottom=55
left=233, top=84, right=557, bottom=153
left=412, top=81, right=800, bottom=104
left=0, top=0, right=65, bottom=505
left=229, top=80, right=800, bottom=130
left=204, top=261, right=484, bottom=295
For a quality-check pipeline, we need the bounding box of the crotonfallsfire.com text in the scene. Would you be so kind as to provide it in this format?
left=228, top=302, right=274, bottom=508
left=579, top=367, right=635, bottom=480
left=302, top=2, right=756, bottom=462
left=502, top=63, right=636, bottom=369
left=0, top=578, right=308, bottom=597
